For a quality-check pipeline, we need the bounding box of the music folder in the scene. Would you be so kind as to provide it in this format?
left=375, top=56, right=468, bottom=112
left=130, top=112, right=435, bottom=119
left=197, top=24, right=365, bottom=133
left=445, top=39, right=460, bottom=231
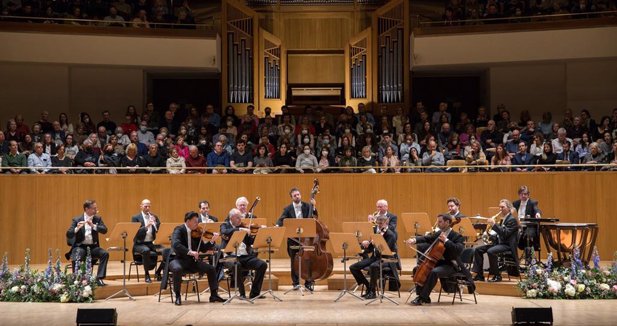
left=329, top=233, right=363, bottom=257
left=155, top=223, right=177, bottom=247
left=342, top=222, right=373, bottom=242
left=370, top=233, right=394, bottom=256
left=252, top=227, right=286, bottom=253
left=222, top=230, right=248, bottom=253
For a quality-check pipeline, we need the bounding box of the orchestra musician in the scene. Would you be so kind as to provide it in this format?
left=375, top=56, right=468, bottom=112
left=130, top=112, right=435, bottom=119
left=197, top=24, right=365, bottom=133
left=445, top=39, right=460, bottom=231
left=405, top=214, right=472, bottom=306
left=367, top=199, right=397, bottom=232
left=220, top=208, right=267, bottom=299
left=227, top=196, right=254, bottom=220
left=65, top=199, right=109, bottom=287
left=131, top=199, right=164, bottom=283
left=512, top=186, right=542, bottom=259
left=414, top=197, right=465, bottom=263
left=169, top=211, right=225, bottom=305
left=275, top=187, right=318, bottom=291
left=472, top=199, right=520, bottom=282
left=198, top=200, right=219, bottom=223
left=349, top=214, right=398, bottom=300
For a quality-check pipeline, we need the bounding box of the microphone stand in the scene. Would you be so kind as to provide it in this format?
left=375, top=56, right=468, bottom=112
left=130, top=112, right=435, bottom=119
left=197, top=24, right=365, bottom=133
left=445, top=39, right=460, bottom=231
left=106, top=231, right=135, bottom=300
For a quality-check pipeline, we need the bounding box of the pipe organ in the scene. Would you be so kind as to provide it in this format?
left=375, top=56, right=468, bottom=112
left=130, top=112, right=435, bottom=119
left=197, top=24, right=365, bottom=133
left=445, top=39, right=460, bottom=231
left=350, top=39, right=367, bottom=99
left=264, top=40, right=281, bottom=99
left=377, top=9, right=404, bottom=104
left=226, top=6, right=254, bottom=104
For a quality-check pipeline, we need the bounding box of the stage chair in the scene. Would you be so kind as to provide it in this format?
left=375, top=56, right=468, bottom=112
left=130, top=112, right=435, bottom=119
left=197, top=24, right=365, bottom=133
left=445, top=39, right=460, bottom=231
left=437, top=248, right=477, bottom=304
left=128, top=251, right=157, bottom=282
left=497, top=251, right=522, bottom=281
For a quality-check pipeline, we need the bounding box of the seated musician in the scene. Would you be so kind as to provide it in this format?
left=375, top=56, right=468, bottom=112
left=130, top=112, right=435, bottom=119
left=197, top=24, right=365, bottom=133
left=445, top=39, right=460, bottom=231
left=275, top=187, right=318, bottom=291
left=513, top=185, right=542, bottom=260
left=220, top=208, right=267, bottom=299
left=414, top=197, right=464, bottom=263
left=405, top=214, right=472, bottom=306
left=367, top=199, right=397, bottom=232
left=198, top=200, right=219, bottom=223
left=131, top=199, right=164, bottom=283
left=169, top=211, right=225, bottom=305
left=472, top=199, right=520, bottom=282
left=349, top=214, right=398, bottom=300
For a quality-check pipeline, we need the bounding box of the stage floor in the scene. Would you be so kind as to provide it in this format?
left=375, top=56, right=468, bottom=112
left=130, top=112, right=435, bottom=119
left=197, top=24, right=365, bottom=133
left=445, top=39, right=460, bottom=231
left=1, top=289, right=616, bottom=325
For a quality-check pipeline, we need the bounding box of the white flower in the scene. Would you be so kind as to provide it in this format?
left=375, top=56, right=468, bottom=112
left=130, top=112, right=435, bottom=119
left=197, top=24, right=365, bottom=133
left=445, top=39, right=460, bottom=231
left=536, top=268, right=544, bottom=276
left=577, top=284, right=585, bottom=293
left=32, top=284, right=40, bottom=294
left=547, top=279, right=562, bottom=294
left=526, top=289, right=538, bottom=298
left=60, top=293, right=70, bottom=303
left=563, top=276, right=570, bottom=282
left=74, top=280, right=79, bottom=285
left=599, top=283, right=610, bottom=291
left=20, top=285, right=26, bottom=290
left=565, top=284, right=576, bottom=297
left=10, top=286, right=19, bottom=293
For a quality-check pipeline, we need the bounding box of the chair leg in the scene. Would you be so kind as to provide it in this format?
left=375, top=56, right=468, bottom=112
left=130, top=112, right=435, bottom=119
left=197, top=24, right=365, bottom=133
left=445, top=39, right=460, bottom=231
left=128, top=262, right=133, bottom=281
left=136, top=264, right=140, bottom=283
left=438, top=287, right=442, bottom=303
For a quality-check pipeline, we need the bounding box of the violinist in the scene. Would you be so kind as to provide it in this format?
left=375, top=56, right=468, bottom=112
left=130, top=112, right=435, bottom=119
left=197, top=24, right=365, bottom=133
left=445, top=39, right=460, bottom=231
left=169, top=211, right=225, bottom=305
left=198, top=200, right=219, bottom=223
left=367, top=199, right=397, bottom=232
left=349, top=214, right=398, bottom=300
left=275, top=187, right=318, bottom=290
left=220, top=208, right=267, bottom=300
left=405, top=214, right=469, bottom=306
left=472, top=199, right=520, bottom=283
left=131, top=199, right=164, bottom=283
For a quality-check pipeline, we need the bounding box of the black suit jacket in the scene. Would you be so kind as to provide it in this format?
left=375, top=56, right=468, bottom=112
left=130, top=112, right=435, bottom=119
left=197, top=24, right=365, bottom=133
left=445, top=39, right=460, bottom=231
left=512, top=199, right=541, bottom=218
left=131, top=212, right=161, bottom=244
left=65, top=215, right=108, bottom=259
left=276, top=202, right=319, bottom=251
left=199, top=214, right=218, bottom=222
left=384, top=212, right=398, bottom=232
left=492, top=213, right=520, bottom=266
left=171, top=224, right=216, bottom=264
left=220, top=220, right=255, bottom=255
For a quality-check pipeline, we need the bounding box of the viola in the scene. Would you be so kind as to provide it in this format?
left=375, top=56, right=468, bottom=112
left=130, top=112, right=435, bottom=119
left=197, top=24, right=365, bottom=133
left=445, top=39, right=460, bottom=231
left=292, top=178, right=334, bottom=282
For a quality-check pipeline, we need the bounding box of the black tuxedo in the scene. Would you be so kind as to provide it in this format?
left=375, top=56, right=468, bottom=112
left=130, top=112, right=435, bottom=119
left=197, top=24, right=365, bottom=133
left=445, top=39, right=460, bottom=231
left=168, top=224, right=219, bottom=296
left=413, top=229, right=471, bottom=301
left=350, top=226, right=399, bottom=293
left=199, top=214, right=219, bottom=223
left=384, top=212, right=398, bottom=233
left=276, top=201, right=318, bottom=286
left=220, top=221, right=267, bottom=298
left=131, top=213, right=162, bottom=276
left=65, top=215, right=109, bottom=279
left=473, top=213, right=520, bottom=276
left=513, top=199, right=542, bottom=250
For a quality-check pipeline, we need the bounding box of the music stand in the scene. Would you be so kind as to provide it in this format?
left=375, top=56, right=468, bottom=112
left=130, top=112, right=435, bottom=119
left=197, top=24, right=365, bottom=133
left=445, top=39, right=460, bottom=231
left=365, top=233, right=398, bottom=306
left=330, top=233, right=364, bottom=302
left=197, top=222, right=227, bottom=296
left=221, top=230, right=253, bottom=305
left=251, top=227, right=286, bottom=302
left=155, top=223, right=177, bottom=247
left=105, top=222, right=141, bottom=301
left=282, top=218, right=317, bottom=296
left=455, top=218, right=477, bottom=246
left=342, top=222, right=374, bottom=242
left=400, top=212, right=432, bottom=236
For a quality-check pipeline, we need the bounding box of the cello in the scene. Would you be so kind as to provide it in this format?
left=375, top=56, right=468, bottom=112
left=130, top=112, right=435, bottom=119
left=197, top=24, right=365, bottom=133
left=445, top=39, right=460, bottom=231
left=411, top=216, right=461, bottom=287
left=292, top=179, right=334, bottom=283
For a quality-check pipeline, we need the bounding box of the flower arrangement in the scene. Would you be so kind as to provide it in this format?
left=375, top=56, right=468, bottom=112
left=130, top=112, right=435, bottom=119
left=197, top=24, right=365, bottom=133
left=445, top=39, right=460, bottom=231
left=0, top=248, right=97, bottom=303
left=518, top=247, right=617, bottom=299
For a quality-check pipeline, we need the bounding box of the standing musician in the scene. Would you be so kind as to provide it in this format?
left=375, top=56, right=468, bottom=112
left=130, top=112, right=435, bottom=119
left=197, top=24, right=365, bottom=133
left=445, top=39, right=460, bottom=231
left=198, top=200, right=219, bottom=223
left=65, top=199, right=109, bottom=287
left=131, top=199, right=164, bottom=283
left=275, top=187, right=318, bottom=290
left=367, top=199, right=397, bottom=232
left=169, top=211, right=225, bottom=305
left=404, top=214, right=472, bottom=306
left=349, top=214, right=398, bottom=300
left=512, top=186, right=542, bottom=260
left=472, top=199, right=520, bottom=282
left=220, top=208, right=267, bottom=299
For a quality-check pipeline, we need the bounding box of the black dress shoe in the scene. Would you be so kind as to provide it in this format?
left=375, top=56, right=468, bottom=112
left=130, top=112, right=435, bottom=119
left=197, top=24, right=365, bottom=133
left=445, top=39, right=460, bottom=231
left=144, top=275, right=152, bottom=283
left=209, top=294, right=226, bottom=302
left=364, top=291, right=376, bottom=299
left=96, top=279, right=106, bottom=287
left=174, top=296, right=182, bottom=306
left=155, top=274, right=162, bottom=282
left=488, top=275, right=502, bottom=282
left=249, top=294, right=265, bottom=300
left=304, top=282, right=314, bottom=292
left=473, top=274, right=485, bottom=282
left=410, top=296, right=423, bottom=306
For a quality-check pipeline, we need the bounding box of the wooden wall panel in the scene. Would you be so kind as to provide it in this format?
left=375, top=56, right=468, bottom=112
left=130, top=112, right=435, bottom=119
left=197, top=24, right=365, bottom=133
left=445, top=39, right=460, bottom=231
left=287, top=54, right=345, bottom=84
left=282, top=17, right=352, bottom=50
left=1, top=173, right=615, bottom=264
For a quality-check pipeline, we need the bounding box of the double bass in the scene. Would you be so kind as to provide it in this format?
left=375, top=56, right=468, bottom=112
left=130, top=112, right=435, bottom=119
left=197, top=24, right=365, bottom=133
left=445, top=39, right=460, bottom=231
left=292, top=179, right=334, bottom=283
left=412, top=216, right=461, bottom=287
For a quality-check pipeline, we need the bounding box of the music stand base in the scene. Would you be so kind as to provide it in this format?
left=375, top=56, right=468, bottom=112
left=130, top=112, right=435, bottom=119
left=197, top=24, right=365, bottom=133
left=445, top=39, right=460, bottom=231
left=105, top=288, right=135, bottom=301
left=366, top=292, right=398, bottom=305
left=284, top=284, right=313, bottom=296
left=334, top=289, right=364, bottom=302
left=405, top=285, right=417, bottom=304
left=251, top=289, right=282, bottom=302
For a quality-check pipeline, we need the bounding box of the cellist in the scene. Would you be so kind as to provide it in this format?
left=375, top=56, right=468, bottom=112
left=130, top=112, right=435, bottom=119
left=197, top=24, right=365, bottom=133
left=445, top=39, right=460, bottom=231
left=404, top=214, right=472, bottom=306
left=349, top=214, right=398, bottom=300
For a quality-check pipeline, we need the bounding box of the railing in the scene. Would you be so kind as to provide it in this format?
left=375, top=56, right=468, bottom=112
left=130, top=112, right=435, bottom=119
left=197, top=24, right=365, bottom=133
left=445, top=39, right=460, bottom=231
left=415, top=10, right=617, bottom=28
left=0, top=15, right=218, bottom=33
left=245, top=0, right=387, bottom=6
left=2, top=162, right=616, bottom=174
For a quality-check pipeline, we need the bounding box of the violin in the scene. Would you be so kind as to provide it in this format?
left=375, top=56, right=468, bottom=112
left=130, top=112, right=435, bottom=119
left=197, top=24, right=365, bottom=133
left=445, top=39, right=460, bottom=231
left=239, top=221, right=261, bottom=235
left=191, top=226, right=216, bottom=240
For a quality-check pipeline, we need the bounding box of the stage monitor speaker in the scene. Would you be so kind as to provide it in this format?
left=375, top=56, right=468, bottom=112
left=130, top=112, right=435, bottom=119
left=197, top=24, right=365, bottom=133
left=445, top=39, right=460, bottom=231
left=511, top=307, right=553, bottom=325
left=76, top=308, right=117, bottom=326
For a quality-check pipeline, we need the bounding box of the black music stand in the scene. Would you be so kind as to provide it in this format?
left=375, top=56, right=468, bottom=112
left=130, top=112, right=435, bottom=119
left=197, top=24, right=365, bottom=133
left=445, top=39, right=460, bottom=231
left=330, top=232, right=364, bottom=302
left=221, top=230, right=253, bottom=305
left=105, top=222, right=140, bottom=301
left=251, top=227, right=286, bottom=302
left=283, top=218, right=317, bottom=296
left=365, top=234, right=398, bottom=306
